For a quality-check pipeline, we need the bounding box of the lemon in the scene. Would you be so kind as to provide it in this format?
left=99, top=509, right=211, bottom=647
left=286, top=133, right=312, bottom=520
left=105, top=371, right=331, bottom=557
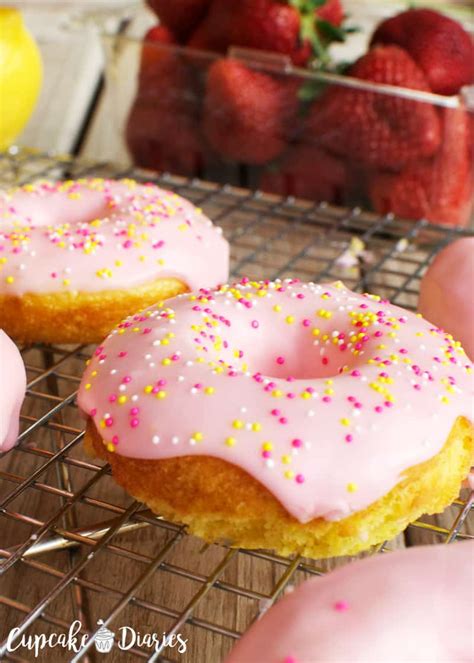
left=0, top=8, right=42, bottom=150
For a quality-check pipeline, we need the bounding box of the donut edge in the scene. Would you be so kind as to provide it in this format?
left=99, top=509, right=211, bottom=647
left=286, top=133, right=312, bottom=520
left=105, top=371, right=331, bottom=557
left=84, top=416, right=473, bottom=559
left=0, top=278, right=188, bottom=344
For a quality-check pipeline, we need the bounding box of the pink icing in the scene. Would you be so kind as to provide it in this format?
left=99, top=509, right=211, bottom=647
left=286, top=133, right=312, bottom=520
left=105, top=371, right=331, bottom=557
left=0, top=179, right=229, bottom=294
left=0, top=330, right=26, bottom=452
left=419, top=237, right=474, bottom=361
left=225, top=542, right=474, bottom=663
left=77, top=279, right=473, bottom=523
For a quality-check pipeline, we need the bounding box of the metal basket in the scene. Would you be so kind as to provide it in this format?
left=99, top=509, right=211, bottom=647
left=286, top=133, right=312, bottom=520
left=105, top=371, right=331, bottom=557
left=0, top=150, right=472, bottom=663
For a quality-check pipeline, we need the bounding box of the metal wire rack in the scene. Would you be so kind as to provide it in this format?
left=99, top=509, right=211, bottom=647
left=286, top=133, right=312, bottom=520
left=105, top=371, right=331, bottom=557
left=0, top=150, right=472, bottom=663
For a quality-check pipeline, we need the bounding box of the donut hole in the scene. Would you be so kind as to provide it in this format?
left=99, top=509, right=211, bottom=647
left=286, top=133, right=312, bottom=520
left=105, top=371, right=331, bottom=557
left=213, top=318, right=370, bottom=380
left=9, top=189, right=111, bottom=227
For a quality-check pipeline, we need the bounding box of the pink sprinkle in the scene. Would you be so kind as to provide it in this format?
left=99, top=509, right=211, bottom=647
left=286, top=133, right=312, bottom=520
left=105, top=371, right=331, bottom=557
left=302, top=318, right=311, bottom=327
left=295, top=474, right=305, bottom=484
left=322, top=357, right=329, bottom=365
left=374, top=331, right=383, bottom=337
left=123, top=239, right=133, bottom=249
left=112, top=435, right=119, bottom=445
left=51, top=272, right=57, bottom=278
left=108, top=394, right=117, bottom=403
left=271, top=409, right=280, bottom=416
left=334, top=600, right=349, bottom=612
left=292, top=438, right=303, bottom=448
left=322, top=396, right=331, bottom=403
left=375, top=405, right=383, bottom=413
left=122, top=376, right=132, bottom=384
left=351, top=370, right=361, bottom=377
left=130, top=418, right=139, bottom=428
left=284, top=656, right=298, bottom=663
left=143, top=327, right=152, bottom=334
left=130, top=407, right=139, bottom=416
left=105, top=417, right=113, bottom=427
left=118, top=351, right=128, bottom=358
left=345, top=434, right=353, bottom=443
left=90, top=408, right=97, bottom=417
left=276, top=356, right=285, bottom=365
left=262, top=450, right=271, bottom=459
left=279, top=417, right=288, bottom=425
left=287, top=392, right=296, bottom=399
left=251, top=320, right=259, bottom=329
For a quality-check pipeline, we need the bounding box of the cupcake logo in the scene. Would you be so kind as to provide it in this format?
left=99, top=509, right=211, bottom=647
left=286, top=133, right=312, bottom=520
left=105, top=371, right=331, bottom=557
left=94, top=620, right=115, bottom=653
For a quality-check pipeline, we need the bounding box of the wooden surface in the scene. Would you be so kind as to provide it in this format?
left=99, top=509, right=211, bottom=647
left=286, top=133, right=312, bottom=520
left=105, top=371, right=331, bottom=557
left=1, top=2, right=473, bottom=662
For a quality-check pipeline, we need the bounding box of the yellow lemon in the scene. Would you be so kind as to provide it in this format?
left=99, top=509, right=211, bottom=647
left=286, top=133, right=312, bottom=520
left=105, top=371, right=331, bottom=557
left=0, top=8, right=42, bottom=150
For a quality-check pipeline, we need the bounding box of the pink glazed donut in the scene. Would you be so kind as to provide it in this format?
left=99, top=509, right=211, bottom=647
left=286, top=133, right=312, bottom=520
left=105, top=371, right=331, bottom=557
left=225, top=542, right=474, bottom=663
left=0, top=330, right=26, bottom=452
left=419, top=237, right=474, bottom=360
left=0, top=178, right=229, bottom=344
left=78, top=279, right=474, bottom=558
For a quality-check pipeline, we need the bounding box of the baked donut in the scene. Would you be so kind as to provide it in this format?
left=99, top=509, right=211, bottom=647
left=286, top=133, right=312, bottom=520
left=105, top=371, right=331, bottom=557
left=0, top=179, right=228, bottom=344
left=0, top=330, right=26, bottom=452
left=419, top=237, right=474, bottom=360
left=78, top=279, right=474, bottom=558
left=225, top=541, right=474, bottom=663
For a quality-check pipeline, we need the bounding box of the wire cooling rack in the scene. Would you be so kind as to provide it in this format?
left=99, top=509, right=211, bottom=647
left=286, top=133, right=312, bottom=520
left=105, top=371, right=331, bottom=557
left=0, top=150, right=473, bottom=663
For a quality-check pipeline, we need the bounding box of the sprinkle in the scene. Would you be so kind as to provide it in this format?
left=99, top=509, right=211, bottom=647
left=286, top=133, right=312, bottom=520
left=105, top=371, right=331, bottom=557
left=334, top=600, right=350, bottom=612
left=346, top=482, right=358, bottom=493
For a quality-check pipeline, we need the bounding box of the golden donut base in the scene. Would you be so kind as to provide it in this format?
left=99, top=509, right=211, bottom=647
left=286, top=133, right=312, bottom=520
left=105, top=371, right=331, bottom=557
left=85, top=416, right=473, bottom=559
left=0, top=278, right=188, bottom=344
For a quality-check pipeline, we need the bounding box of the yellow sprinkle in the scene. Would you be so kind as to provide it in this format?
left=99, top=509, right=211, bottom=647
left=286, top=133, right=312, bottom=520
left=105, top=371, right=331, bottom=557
left=271, top=389, right=283, bottom=398
left=284, top=470, right=295, bottom=480
left=118, top=395, right=128, bottom=404
left=204, top=386, right=215, bottom=395
left=106, top=443, right=115, bottom=453
left=262, top=441, right=273, bottom=451
left=5, top=276, right=14, bottom=284
left=225, top=437, right=236, bottom=447
left=440, top=396, right=449, bottom=404
left=281, top=454, right=292, bottom=465
left=312, top=328, right=320, bottom=337
left=162, top=358, right=171, bottom=366
left=84, top=383, right=91, bottom=391
left=251, top=422, right=262, bottom=432
left=340, top=417, right=350, bottom=427
left=301, top=391, right=311, bottom=400
left=144, top=385, right=153, bottom=394
left=285, top=315, right=295, bottom=324
left=193, top=432, right=204, bottom=441
left=156, top=390, right=167, bottom=399
left=233, top=419, right=244, bottom=429
left=347, top=482, right=358, bottom=493
left=273, top=305, right=282, bottom=313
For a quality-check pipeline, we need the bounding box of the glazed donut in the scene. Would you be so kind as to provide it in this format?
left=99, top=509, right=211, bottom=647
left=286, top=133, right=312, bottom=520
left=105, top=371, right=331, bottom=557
left=0, top=330, right=26, bottom=452
left=78, top=279, right=473, bottom=558
left=0, top=179, right=229, bottom=344
left=419, top=237, right=474, bottom=360
left=225, top=541, right=474, bottom=663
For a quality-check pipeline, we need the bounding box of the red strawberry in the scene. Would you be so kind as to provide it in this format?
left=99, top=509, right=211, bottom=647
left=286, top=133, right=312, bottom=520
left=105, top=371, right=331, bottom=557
left=202, top=58, right=299, bottom=164
left=371, top=9, right=474, bottom=96
left=260, top=145, right=347, bottom=203
left=126, top=27, right=206, bottom=175
left=188, top=0, right=344, bottom=66
left=146, top=0, right=211, bottom=42
left=316, top=0, right=344, bottom=28
left=369, top=108, right=473, bottom=226
left=306, top=45, right=441, bottom=170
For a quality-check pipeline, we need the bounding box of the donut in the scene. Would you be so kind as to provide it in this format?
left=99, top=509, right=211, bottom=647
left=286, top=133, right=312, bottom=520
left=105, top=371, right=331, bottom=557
left=419, top=237, right=474, bottom=360
left=225, top=541, right=474, bottom=663
left=0, top=330, right=26, bottom=452
left=78, top=279, right=474, bottom=558
left=0, top=179, right=229, bottom=344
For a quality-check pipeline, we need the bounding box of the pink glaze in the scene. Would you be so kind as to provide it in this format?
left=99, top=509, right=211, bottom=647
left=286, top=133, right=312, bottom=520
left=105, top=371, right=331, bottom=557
left=0, top=179, right=229, bottom=294
left=225, top=542, right=474, bottom=663
left=419, top=237, right=474, bottom=360
left=78, top=280, right=473, bottom=523
left=0, top=330, right=26, bottom=451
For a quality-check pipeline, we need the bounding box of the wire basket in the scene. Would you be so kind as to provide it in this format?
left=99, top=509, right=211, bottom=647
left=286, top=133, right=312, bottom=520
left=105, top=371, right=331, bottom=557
left=0, top=149, right=472, bottom=663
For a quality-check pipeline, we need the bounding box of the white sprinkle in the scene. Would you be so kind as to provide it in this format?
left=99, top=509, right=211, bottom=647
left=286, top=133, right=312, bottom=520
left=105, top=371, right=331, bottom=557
left=152, top=435, right=160, bottom=445
left=172, top=436, right=179, bottom=444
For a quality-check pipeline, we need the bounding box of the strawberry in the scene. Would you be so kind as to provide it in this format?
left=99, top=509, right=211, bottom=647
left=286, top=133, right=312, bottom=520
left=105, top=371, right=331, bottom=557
left=369, top=108, right=473, bottom=226
left=126, top=26, right=206, bottom=175
left=146, top=0, right=211, bottom=42
left=305, top=45, right=441, bottom=169
left=188, top=0, right=345, bottom=66
left=370, top=9, right=474, bottom=96
left=202, top=58, right=299, bottom=164
left=315, top=0, right=343, bottom=27
left=260, top=145, right=347, bottom=203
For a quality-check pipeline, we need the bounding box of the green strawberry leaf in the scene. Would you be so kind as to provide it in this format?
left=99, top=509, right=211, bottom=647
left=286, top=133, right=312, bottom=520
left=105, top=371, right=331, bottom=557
left=298, top=78, right=327, bottom=102
left=316, top=19, right=346, bottom=42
